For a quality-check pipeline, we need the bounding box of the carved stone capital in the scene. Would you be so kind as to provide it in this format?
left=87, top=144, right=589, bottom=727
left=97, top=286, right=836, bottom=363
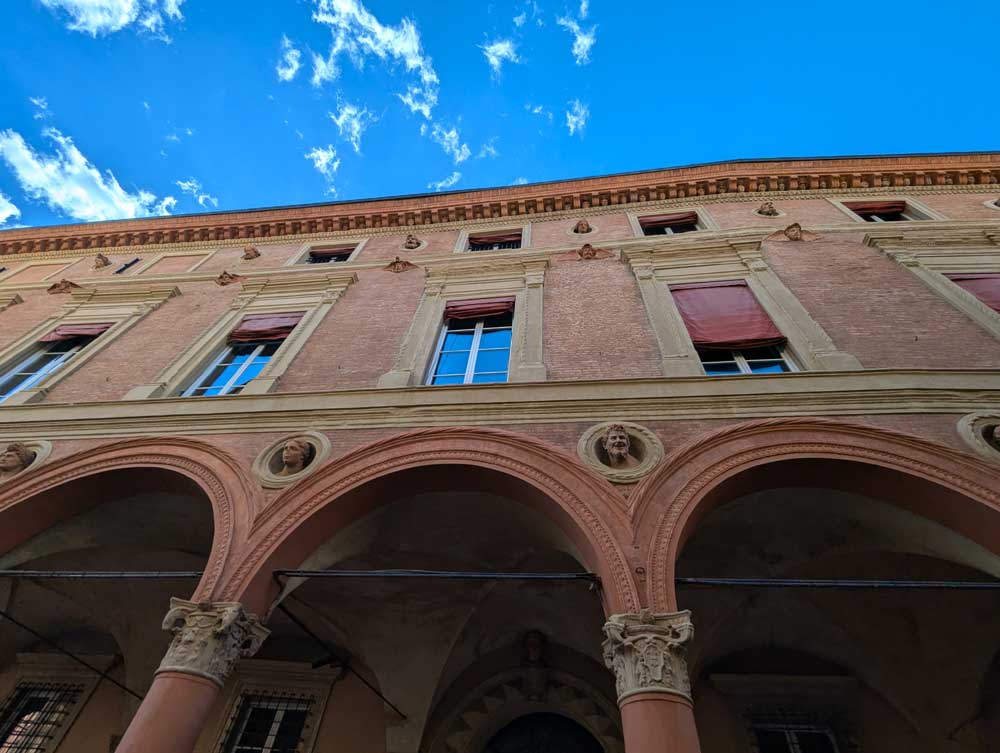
left=602, top=610, right=693, bottom=703
left=157, top=598, right=269, bottom=687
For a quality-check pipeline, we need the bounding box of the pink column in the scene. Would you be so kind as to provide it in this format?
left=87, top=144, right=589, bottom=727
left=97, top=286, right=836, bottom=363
left=604, top=610, right=702, bottom=753
left=116, top=599, right=269, bottom=753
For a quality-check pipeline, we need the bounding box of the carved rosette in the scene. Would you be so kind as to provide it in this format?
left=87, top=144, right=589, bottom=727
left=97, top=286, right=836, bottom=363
left=602, top=610, right=693, bottom=703
left=156, top=598, right=269, bottom=687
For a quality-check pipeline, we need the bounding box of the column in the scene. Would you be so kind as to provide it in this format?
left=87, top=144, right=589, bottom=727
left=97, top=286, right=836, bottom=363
left=603, top=610, right=701, bottom=753
left=117, top=598, right=269, bottom=753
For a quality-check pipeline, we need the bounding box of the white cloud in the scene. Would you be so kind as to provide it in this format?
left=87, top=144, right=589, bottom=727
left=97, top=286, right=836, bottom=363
left=565, top=99, right=589, bottom=136
left=310, top=47, right=340, bottom=87
left=142, top=100, right=151, bottom=110
left=305, top=144, right=340, bottom=195
left=276, top=35, right=302, bottom=82
left=512, top=177, right=529, bottom=185
left=0, top=193, right=21, bottom=227
left=175, top=177, right=219, bottom=208
left=40, top=0, right=185, bottom=41
left=513, top=12, right=526, bottom=26
left=579, top=0, right=589, bottom=18
left=311, top=0, right=439, bottom=118
left=427, top=171, right=461, bottom=191
left=29, top=97, right=50, bottom=119
left=430, top=123, right=471, bottom=164
left=556, top=17, right=597, bottom=64
left=477, top=140, right=498, bottom=159
left=479, top=38, right=520, bottom=78
left=330, top=101, right=377, bottom=153
left=525, top=102, right=554, bottom=123
left=0, top=127, right=176, bottom=222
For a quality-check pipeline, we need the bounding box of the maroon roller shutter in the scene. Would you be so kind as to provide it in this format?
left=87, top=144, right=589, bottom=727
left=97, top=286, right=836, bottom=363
left=228, top=312, right=305, bottom=343
left=38, top=322, right=113, bottom=343
left=468, top=232, right=523, bottom=246
left=843, top=200, right=907, bottom=214
left=945, top=273, right=1000, bottom=313
left=639, top=212, right=699, bottom=231
left=669, top=280, right=785, bottom=350
left=444, top=297, right=515, bottom=321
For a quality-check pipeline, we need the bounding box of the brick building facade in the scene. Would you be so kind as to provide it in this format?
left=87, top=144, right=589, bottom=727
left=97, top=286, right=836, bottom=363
left=0, top=152, right=997, bottom=753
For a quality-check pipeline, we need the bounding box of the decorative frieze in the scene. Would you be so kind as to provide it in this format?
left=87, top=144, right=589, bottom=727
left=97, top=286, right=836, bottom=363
left=157, top=599, right=269, bottom=687
left=603, top=610, right=693, bottom=702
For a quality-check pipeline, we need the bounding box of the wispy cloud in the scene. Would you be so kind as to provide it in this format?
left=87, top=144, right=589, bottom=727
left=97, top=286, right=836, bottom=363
left=512, top=177, right=529, bottom=185
left=276, top=34, right=302, bottom=82
left=513, top=12, right=526, bottom=26
left=0, top=127, right=176, bottom=222
left=311, top=0, right=439, bottom=118
left=0, top=193, right=20, bottom=228
left=428, top=171, right=461, bottom=191
left=305, top=144, right=340, bottom=195
left=29, top=97, right=50, bottom=120
left=330, top=101, right=378, bottom=153
left=579, top=0, right=590, bottom=18
left=430, top=123, right=471, bottom=164
left=310, top=45, right=341, bottom=87
left=175, top=177, right=219, bottom=208
left=556, top=16, right=597, bottom=64
left=39, top=0, right=185, bottom=41
left=525, top=102, right=554, bottom=123
left=480, top=38, right=520, bottom=78
left=565, top=99, right=589, bottom=136
left=477, top=139, right=499, bottom=159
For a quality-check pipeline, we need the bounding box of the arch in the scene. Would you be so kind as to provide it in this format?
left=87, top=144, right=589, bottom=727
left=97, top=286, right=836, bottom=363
left=220, top=427, right=641, bottom=615
left=633, top=418, right=1000, bottom=611
left=0, top=437, right=256, bottom=600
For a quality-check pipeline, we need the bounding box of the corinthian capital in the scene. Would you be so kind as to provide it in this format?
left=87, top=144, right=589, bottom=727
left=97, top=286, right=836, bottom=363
left=602, top=609, right=693, bottom=703
left=156, top=598, right=269, bottom=687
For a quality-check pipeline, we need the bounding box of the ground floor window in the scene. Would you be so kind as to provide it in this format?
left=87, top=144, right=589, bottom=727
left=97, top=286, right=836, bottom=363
left=0, top=682, right=83, bottom=753
left=220, top=694, right=312, bottom=753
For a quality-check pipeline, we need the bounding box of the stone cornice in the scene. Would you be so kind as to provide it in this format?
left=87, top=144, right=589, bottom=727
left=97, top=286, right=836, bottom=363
left=1, top=153, right=997, bottom=256
left=0, top=369, right=995, bottom=439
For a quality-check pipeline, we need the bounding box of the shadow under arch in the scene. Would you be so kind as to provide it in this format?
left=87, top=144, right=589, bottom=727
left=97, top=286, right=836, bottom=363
left=0, top=436, right=257, bottom=600
left=631, top=418, right=1000, bottom=611
left=221, top=427, right=641, bottom=615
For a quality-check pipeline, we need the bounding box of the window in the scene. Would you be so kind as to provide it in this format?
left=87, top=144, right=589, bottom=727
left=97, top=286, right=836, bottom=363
left=0, top=682, right=83, bottom=753
left=467, top=231, right=522, bottom=251
left=303, top=245, right=355, bottom=264
left=181, top=312, right=304, bottom=397
left=427, top=299, right=514, bottom=385
left=751, top=723, right=839, bottom=753
left=639, top=212, right=700, bottom=236
left=944, top=273, right=1000, bottom=313
left=0, top=323, right=112, bottom=403
left=842, top=200, right=914, bottom=222
left=220, top=694, right=311, bottom=753
left=697, top=345, right=797, bottom=375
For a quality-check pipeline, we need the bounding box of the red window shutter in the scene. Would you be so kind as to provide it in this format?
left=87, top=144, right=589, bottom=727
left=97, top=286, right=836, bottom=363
left=669, top=280, right=785, bottom=350
left=228, top=312, right=305, bottom=343
left=443, top=297, right=515, bottom=321
left=843, top=200, right=907, bottom=215
left=38, top=322, right=114, bottom=343
left=639, top=212, right=699, bottom=230
left=945, top=273, right=1000, bottom=313
left=308, top=245, right=355, bottom=259
left=468, top=232, right=522, bottom=246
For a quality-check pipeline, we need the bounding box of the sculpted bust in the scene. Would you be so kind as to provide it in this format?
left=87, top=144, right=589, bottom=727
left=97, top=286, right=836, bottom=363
left=0, top=443, right=36, bottom=480
left=277, top=437, right=315, bottom=476
left=757, top=201, right=779, bottom=217
left=242, top=245, right=261, bottom=260
left=573, top=219, right=593, bottom=234
left=92, top=253, right=111, bottom=270
left=403, top=233, right=421, bottom=249
left=601, top=424, right=640, bottom=469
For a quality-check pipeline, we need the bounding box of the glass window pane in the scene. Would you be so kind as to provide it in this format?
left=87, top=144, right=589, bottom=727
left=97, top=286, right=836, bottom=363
left=479, top=328, right=512, bottom=348
left=482, top=312, right=513, bottom=328
left=748, top=361, right=790, bottom=374
left=442, top=331, right=475, bottom=350
left=435, top=351, right=471, bottom=376
left=753, top=729, right=792, bottom=753
left=431, top=374, right=465, bottom=385
left=703, top=363, right=741, bottom=375
left=697, top=348, right=734, bottom=363
left=472, top=372, right=508, bottom=384
left=234, top=359, right=269, bottom=386
left=201, top=362, right=244, bottom=391
left=741, top=345, right=783, bottom=360
left=473, top=348, right=511, bottom=374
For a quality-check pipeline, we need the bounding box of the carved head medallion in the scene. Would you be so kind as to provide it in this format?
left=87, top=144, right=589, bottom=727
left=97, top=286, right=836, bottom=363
left=0, top=443, right=36, bottom=480
left=253, top=431, right=331, bottom=488
left=756, top=201, right=780, bottom=217
left=92, top=253, right=112, bottom=270
left=572, top=219, right=593, bottom=234
left=403, top=233, right=422, bottom=250
left=242, top=245, right=261, bottom=260
left=277, top=437, right=315, bottom=476
left=578, top=422, right=664, bottom=483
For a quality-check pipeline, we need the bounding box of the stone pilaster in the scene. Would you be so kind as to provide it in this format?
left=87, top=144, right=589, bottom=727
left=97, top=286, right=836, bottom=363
left=602, top=609, right=693, bottom=703
left=156, top=598, right=269, bottom=688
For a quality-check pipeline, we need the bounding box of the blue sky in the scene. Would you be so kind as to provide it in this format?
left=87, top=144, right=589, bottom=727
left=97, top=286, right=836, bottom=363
left=0, top=0, right=997, bottom=230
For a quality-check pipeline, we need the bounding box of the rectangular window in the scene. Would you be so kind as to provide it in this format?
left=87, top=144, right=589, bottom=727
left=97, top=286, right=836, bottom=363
left=221, top=694, right=311, bottom=753
left=0, top=682, right=83, bottom=753
left=944, top=273, right=1000, bottom=313
left=842, top=200, right=913, bottom=223
left=751, top=724, right=839, bottom=753
left=697, top=345, right=797, bottom=375
left=639, top=212, right=700, bottom=236
left=304, top=245, right=355, bottom=264
left=182, top=312, right=304, bottom=397
left=427, top=299, right=514, bottom=385
left=467, top=231, right=522, bottom=251
left=0, top=322, right=113, bottom=403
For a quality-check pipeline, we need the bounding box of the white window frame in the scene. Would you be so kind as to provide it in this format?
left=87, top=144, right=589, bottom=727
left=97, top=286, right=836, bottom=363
left=697, top=345, right=800, bottom=376
left=453, top=224, right=532, bottom=254
left=220, top=693, right=312, bottom=753
left=627, top=207, right=720, bottom=238
left=827, top=196, right=945, bottom=223
left=0, top=338, right=96, bottom=402
left=425, top=315, right=513, bottom=385
left=181, top=342, right=278, bottom=397
left=750, top=722, right=840, bottom=753
left=285, top=239, right=367, bottom=266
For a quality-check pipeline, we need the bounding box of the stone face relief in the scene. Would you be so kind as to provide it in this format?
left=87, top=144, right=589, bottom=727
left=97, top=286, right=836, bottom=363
left=766, top=222, right=821, bottom=242
left=242, top=245, right=261, bottom=260
left=384, top=256, right=418, bottom=273
left=93, top=253, right=112, bottom=269
left=573, top=219, right=593, bottom=234
left=215, top=271, right=244, bottom=286
left=403, top=233, right=422, bottom=249
left=601, top=424, right=640, bottom=469
left=0, top=443, right=36, bottom=481
left=757, top=201, right=780, bottom=216
left=277, top=437, right=315, bottom=476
